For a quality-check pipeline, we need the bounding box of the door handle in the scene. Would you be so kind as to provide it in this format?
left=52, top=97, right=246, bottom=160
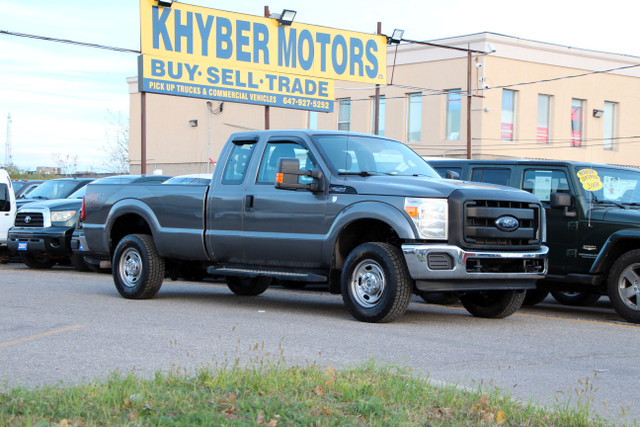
left=245, top=195, right=254, bottom=212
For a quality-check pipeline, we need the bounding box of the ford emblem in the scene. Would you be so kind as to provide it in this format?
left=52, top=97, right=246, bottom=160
left=495, top=215, right=519, bottom=232
left=24, top=215, right=32, bottom=224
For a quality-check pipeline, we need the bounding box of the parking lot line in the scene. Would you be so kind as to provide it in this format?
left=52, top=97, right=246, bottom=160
left=0, top=324, right=86, bottom=349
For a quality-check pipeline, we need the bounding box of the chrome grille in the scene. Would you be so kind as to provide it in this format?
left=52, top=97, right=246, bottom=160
left=15, top=212, right=44, bottom=227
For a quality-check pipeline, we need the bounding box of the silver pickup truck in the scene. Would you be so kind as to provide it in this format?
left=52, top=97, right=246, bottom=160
left=75, top=130, right=548, bottom=323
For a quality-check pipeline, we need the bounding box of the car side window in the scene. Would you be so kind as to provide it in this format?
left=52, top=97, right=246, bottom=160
left=0, top=184, right=10, bottom=211
left=522, top=169, right=570, bottom=203
left=222, top=141, right=256, bottom=185
left=257, top=141, right=317, bottom=184
left=471, top=168, right=511, bottom=186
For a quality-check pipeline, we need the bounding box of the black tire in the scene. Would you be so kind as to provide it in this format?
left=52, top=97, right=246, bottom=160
left=112, top=234, right=165, bottom=299
left=19, top=253, right=56, bottom=269
left=550, top=290, right=601, bottom=306
left=459, top=290, right=526, bottom=318
left=341, top=242, right=412, bottom=323
left=607, top=249, right=640, bottom=323
left=70, top=253, right=92, bottom=272
left=419, top=291, right=459, bottom=305
left=226, top=276, right=272, bottom=296
left=523, top=289, right=549, bottom=306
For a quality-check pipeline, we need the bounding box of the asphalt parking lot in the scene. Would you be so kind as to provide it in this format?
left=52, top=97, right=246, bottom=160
left=1, top=262, right=639, bottom=424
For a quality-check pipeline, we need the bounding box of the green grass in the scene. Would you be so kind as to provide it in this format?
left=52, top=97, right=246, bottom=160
left=0, top=361, right=608, bottom=426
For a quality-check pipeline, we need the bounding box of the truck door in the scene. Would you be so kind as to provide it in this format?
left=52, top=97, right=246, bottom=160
left=206, top=139, right=258, bottom=263
left=520, top=167, right=578, bottom=273
left=0, top=178, right=16, bottom=246
left=242, top=139, right=327, bottom=268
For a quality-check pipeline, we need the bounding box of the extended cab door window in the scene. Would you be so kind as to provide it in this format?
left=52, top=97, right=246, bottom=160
left=0, top=184, right=10, bottom=211
left=222, top=142, right=256, bottom=184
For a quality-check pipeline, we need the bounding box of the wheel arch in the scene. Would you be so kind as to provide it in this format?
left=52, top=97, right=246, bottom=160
left=591, top=230, right=640, bottom=277
left=106, top=200, right=160, bottom=255
left=324, top=202, right=416, bottom=293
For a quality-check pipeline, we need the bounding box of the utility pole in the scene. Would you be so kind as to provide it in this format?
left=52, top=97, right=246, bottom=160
left=4, top=113, right=12, bottom=166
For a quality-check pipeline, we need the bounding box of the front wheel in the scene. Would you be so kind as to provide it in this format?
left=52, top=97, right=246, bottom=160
left=550, top=290, right=600, bottom=306
left=341, top=242, right=412, bottom=323
left=112, top=234, right=165, bottom=299
left=226, top=276, right=272, bottom=296
left=460, top=290, right=526, bottom=318
left=608, top=249, right=640, bottom=323
left=19, top=253, right=56, bottom=269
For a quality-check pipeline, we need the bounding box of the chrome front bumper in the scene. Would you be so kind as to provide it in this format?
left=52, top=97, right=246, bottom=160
left=402, top=244, right=549, bottom=292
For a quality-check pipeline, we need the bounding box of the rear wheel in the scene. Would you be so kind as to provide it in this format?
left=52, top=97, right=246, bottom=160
left=19, top=253, right=56, bottom=269
left=341, top=242, right=412, bottom=323
left=550, top=290, right=600, bottom=306
left=226, top=276, right=272, bottom=296
left=460, top=290, right=526, bottom=318
left=419, top=291, right=459, bottom=305
left=523, top=289, right=549, bottom=306
left=112, top=234, right=165, bottom=299
left=607, top=249, right=640, bottom=323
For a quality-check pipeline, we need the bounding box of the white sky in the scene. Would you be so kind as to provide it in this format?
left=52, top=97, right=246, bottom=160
left=1, top=0, right=639, bottom=171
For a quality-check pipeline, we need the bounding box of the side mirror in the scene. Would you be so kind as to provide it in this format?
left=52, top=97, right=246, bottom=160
left=445, top=170, right=460, bottom=180
left=275, top=158, right=323, bottom=192
left=550, top=192, right=576, bottom=217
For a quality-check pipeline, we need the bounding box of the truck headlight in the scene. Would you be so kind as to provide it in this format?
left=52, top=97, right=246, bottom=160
left=50, top=210, right=77, bottom=225
left=404, top=198, right=448, bottom=240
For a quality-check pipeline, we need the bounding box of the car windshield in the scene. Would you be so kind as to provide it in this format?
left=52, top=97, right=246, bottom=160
left=67, top=185, right=89, bottom=199
left=313, top=134, right=441, bottom=178
left=22, top=180, right=80, bottom=200
left=577, top=166, right=640, bottom=206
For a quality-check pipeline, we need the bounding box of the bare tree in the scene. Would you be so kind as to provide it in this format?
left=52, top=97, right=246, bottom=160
left=52, top=153, right=79, bottom=176
left=102, top=111, right=129, bottom=174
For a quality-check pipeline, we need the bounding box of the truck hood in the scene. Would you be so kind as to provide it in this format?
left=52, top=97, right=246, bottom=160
left=338, top=176, right=538, bottom=201
left=18, top=198, right=82, bottom=212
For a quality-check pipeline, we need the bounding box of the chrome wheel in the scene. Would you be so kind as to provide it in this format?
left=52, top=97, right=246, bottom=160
left=615, top=262, right=640, bottom=311
left=119, top=247, right=142, bottom=288
left=350, top=259, right=385, bottom=308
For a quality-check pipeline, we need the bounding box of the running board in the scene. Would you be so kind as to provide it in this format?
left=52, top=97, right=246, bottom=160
left=207, top=266, right=327, bottom=283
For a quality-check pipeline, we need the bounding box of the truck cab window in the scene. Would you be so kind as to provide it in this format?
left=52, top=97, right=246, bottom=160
left=257, top=142, right=317, bottom=184
left=222, top=142, right=256, bottom=185
left=0, top=184, right=9, bottom=211
left=471, top=168, right=511, bottom=186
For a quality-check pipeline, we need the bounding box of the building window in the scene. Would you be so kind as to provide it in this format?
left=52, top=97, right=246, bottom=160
left=406, top=93, right=422, bottom=143
left=445, top=89, right=461, bottom=140
left=571, top=98, right=585, bottom=147
left=370, top=95, right=385, bottom=136
left=337, top=99, right=351, bottom=131
left=307, top=111, right=318, bottom=130
left=537, top=94, right=552, bottom=144
left=501, top=89, right=516, bottom=141
left=603, top=101, right=617, bottom=150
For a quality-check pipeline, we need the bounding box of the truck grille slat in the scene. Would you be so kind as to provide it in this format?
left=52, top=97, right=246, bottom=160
left=464, top=200, right=540, bottom=247
left=15, top=212, right=44, bottom=227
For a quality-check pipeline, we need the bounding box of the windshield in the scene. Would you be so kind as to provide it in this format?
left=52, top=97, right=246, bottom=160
left=313, top=134, right=440, bottom=178
left=577, top=166, right=640, bottom=206
left=22, top=180, right=81, bottom=200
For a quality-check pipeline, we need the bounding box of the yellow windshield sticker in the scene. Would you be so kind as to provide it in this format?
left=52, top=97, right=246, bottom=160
left=577, top=168, right=603, bottom=191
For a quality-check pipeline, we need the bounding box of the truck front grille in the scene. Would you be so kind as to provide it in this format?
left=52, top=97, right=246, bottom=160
left=15, top=212, right=44, bottom=227
left=464, top=200, right=540, bottom=248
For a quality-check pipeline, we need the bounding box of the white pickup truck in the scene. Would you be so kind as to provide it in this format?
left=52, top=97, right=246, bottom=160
left=0, top=169, right=17, bottom=261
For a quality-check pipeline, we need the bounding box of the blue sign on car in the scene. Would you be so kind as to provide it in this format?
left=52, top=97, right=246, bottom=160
left=17, top=242, right=27, bottom=251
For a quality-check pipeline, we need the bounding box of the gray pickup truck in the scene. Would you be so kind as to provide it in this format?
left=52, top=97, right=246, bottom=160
left=76, top=130, right=548, bottom=322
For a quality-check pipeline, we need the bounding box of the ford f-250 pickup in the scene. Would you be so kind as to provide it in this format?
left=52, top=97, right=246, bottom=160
left=75, top=130, right=548, bottom=323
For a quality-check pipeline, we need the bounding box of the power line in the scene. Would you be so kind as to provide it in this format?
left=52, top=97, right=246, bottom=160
left=0, top=29, right=140, bottom=54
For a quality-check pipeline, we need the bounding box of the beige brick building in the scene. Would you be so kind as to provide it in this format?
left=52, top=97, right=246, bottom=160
left=128, top=32, right=640, bottom=175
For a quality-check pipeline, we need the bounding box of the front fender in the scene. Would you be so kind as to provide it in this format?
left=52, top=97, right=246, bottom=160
left=590, top=229, right=640, bottom=274
left=322, top=201, right=416, bottom=263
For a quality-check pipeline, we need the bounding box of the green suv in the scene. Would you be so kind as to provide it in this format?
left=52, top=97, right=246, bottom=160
left=427, top=159, right=640, bottom=323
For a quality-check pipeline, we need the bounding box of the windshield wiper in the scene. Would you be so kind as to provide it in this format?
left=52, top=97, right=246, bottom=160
left=338, top=171, right=377, bottom=177
left=590, top=197, right=626, bottom=209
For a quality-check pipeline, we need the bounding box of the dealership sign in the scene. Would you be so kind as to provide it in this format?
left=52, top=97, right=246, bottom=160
left=139, top=0, right=387, bottom=112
